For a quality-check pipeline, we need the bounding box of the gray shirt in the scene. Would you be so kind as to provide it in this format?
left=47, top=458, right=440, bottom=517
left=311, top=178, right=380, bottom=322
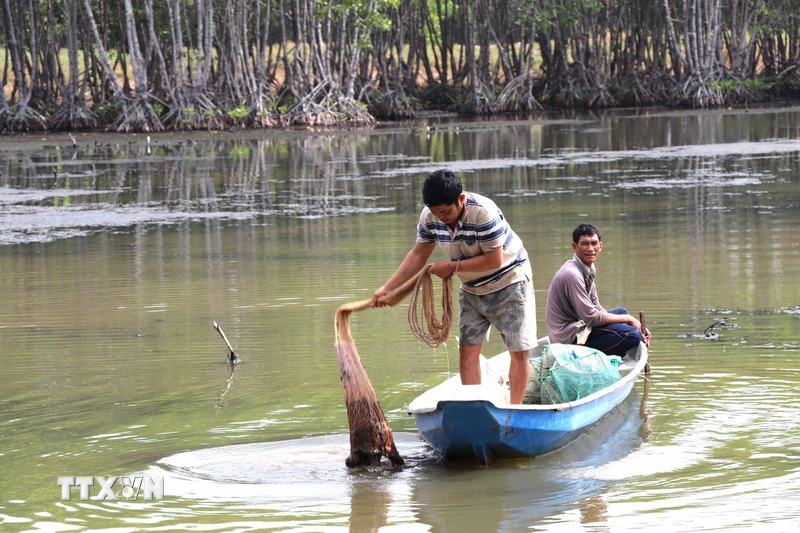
left=545, top=256, right=606, bottom=344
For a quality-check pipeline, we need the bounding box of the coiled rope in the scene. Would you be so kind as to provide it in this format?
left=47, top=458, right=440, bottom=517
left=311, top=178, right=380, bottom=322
left=335, top=264, right=454, bottom=346
left=407, top=264, right=454, bottom=347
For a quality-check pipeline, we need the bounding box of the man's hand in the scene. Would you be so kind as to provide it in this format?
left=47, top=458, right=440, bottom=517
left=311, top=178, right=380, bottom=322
left=626, top=315, right=642, bottom=331
left=625, top=315, right=652, bottom=343
left=370, top=287, right=390, bottom=308
left=370, top=242, right=435, bottom=307
left=428, top=259, right=458, bottom=278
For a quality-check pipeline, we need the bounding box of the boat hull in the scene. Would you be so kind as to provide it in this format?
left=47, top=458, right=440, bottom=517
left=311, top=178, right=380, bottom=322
left=409, top=340, right=648, bottom=464
left=413, top=377, right=636, bottom=463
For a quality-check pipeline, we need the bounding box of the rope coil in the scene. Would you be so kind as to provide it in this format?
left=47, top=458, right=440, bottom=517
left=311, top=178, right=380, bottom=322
left=407, top=264, right=454, bottom=348
left=334, top=264, right=455, bottom=347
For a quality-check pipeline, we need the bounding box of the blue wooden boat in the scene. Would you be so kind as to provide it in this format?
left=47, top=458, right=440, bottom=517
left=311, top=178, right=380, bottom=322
left=407, top=338, right=649, bottom=465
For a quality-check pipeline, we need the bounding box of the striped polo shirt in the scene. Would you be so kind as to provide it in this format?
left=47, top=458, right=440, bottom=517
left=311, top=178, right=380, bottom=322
left=416, top=192, right=532, bottom=296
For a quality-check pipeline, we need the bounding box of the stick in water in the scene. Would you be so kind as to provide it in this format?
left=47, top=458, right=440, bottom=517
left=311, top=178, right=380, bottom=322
left=640, top=311, right=650, bottom=375
left=213, top=321, right=240, bottom=364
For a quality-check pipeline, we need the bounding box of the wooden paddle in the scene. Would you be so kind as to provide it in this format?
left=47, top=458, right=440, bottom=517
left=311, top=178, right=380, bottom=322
left=213, top=321, right=240, bottom=364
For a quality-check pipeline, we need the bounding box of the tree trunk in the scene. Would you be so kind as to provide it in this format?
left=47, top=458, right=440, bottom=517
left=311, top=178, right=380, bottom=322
left=51, top=0, right=96, bottom=130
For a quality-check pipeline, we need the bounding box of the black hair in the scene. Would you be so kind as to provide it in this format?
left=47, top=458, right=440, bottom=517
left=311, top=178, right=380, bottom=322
left=572, top=223, right=602, bottom=243
left=422, top=169, right=462, bottom=207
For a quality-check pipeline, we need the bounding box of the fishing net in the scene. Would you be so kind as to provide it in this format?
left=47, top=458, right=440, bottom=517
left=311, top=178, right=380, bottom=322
left=335, top=264, right=453, bottom=467
left=524, top=344, right=622, bottom=404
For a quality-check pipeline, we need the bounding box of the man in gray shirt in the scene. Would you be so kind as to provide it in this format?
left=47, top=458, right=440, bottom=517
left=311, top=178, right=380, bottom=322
left=545, top=224, right=651, bottom=356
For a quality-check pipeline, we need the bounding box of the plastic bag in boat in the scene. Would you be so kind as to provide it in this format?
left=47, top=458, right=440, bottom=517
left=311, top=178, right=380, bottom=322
left=478, top=355, right=510, bottom=404
left=526, top=344, right=622, bottom=404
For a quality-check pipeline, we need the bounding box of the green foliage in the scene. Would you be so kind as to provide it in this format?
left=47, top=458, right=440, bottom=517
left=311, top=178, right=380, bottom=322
left=180, top=108, right=197, bottom=126
left=425, top=0, right=459, bottom=42
left=536, top=0, right=584, bottom=33
left=741, top=79, right=770, bottom=91
left=366, top=10, right=392, bottom=32
left=583, top=0, right=605, bottom=16
left=329, top=0, right=395, bottom=50
left=277, top=96, right=298, bottom=115
left=91, top=101, right=121, bottom=121
left=712, top=79, right=770, bottom=92
left=511, top=0, right=537, bottom=26
left=750, top=3, right=791, bottom=35
left=4, top=0, right=798, bottom=130
left=228, top=105, right=248, bottom=122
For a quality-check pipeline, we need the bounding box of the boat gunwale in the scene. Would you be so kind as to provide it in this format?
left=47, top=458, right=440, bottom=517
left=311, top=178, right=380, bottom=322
left=408, top=342, right=649, bottom=414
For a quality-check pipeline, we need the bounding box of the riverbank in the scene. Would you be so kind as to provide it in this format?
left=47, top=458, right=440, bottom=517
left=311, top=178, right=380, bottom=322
left=4, top=102, right=800, bottom=151
left=4, top=92, right=798, bottom=136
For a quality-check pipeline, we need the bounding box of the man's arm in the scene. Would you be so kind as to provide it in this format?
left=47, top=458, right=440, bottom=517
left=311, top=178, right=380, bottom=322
left=601, top=312, right=652, bottom=342
left=371, top=242, right=435, bottom=307
left=572, top=277, right=652, bottom=342
left=428, top=246, right=503, bottom=278
left=601, top=311, right=641, bottom=330
left=576, top=285, right=642, bottom=331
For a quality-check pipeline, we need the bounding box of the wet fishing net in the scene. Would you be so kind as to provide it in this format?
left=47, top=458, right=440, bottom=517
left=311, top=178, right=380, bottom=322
left=335, top=265, right=453, bottom=467
left=524, top=344, right=621, bottom=404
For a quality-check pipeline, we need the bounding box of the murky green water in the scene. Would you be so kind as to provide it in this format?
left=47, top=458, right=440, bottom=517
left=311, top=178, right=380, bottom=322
left=1, top=108, right=800, bottom=532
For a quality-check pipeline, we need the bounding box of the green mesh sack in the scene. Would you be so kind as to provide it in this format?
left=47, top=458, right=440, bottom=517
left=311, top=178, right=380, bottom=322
left=527, top=344, right=622, bottom=404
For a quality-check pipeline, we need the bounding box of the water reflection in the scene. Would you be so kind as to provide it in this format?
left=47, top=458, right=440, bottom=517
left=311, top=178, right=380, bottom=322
left=215, top=364, right=238, bottom=409
left=2, top=110, right=800, bottom=249
left=578, top=494, right=610, bottom=531
left=2, top=108, right=800, bottom=531
left=348, top=482, right=392, bottom=533
left=412, top=393, right=646, bottom=532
